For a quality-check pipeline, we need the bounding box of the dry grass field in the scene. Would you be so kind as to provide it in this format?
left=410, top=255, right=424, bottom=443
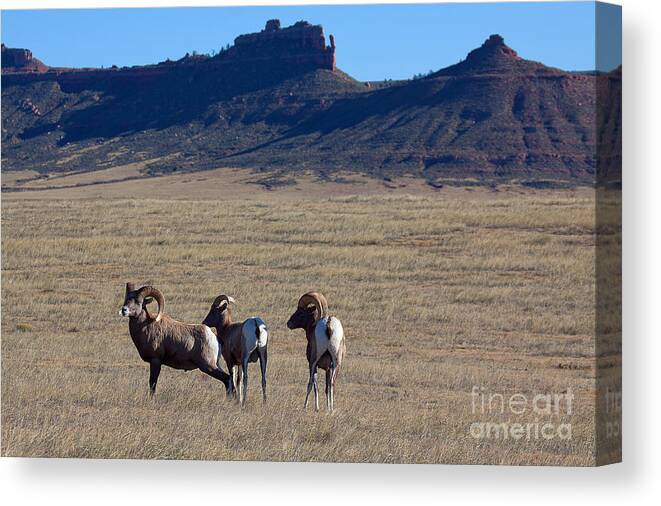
left=1, top=170, right=615, bottom=465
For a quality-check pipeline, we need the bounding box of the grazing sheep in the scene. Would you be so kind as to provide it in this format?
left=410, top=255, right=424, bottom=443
left=202, top=294, right=268, bottom=405
left=120, top=283, right=230, bottom=396
left=286, top=292, right=346, bottom=412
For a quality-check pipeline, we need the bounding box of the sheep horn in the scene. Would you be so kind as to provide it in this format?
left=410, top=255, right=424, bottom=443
left=212, top=294, right=236, bottom=308
left=298, top=292, right=328, bottom=319
left=138, top=286, right=164, bottom=323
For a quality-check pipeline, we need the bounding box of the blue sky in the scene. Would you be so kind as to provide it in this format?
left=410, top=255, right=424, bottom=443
left=1, top=2, right=621, bottom=80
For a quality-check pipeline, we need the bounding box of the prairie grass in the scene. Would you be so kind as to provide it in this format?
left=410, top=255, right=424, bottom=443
left=1, top=190, right=605, bottom=464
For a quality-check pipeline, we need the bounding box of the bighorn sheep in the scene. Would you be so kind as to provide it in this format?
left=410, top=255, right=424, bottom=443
left=120, top=283, right=230, bottom=396
left=286, top=292, right=345, bottom=412
left=202, top=295, right=268, bottom=405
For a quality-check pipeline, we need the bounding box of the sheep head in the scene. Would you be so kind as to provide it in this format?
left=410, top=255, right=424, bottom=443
left=202, top=294, right=235, bottom=328
left=121, top=283, right=164, bottom=323
left=286, top=292, right=328, bottom=330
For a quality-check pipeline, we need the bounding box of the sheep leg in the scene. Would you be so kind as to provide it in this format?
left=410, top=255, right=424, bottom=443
left=199, top=365, right=231, bottom=393
left=231, top=365, right=239, bottom=400
left=304, top=379, right=313, bottom=409
left=149, top=359, right=161, bottom=397
left=259, top=347, right=267, bottom=403
left=313, top=370, right=319, bottom=412
left=235, top=365, right=241, bottom=403
left=240, top=358, right=249, bottom=406
left=304, top=362, right=317, bottom=410
left=329, top=367, right=336, bottom=413
left=226, top=373, right=233, bottom=398
left=328, top=352, right=338, bottom=413
left=224, top=361, right=233, bottom=398
left=325, top=369, right=332, bottom=412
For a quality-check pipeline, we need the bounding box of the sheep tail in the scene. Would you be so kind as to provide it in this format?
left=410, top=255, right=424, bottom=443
left=325, top=316, right=334, bottom=339
left=255, top=318, right=268, bottom=348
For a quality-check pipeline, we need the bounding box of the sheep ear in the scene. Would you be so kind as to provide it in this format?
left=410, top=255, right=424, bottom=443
left=143, top=297, right=154, bottom=305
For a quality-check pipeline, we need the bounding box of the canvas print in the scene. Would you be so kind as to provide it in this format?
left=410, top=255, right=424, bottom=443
left=0, top=1, right=621, bottom=465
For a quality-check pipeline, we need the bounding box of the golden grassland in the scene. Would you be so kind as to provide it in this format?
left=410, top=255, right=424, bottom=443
left=1, top=180, right=619, bottom=464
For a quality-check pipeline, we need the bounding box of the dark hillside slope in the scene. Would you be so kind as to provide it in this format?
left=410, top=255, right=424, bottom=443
left=2, top=20, right=365, bottom=175
left=230, top=35, right=599, bottom=184
left=2, top=67, right=363, bottom=174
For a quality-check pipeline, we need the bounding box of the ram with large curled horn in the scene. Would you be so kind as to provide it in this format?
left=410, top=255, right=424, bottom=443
left=202, top=294, right=269, bottom=405
left=120, top=282, right=230, bottom=397
left=300, top=292, right=329, bottom=320
left=287, top=291, right=346, bottom=412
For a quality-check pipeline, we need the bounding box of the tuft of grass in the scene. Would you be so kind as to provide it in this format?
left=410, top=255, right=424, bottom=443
left=15, top=323, right=34, bottom=332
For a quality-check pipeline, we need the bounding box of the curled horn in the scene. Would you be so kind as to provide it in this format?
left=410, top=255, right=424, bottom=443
left=138, top=286, right=164, bottom=323
left=298, top=292, right=328, bottom=319
left=212, top=294, right=236, bottom=308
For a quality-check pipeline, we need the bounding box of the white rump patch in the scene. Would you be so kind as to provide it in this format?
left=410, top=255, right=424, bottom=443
left=204, top=325, right=220, bottom=361
left=314, top=317, right=344, bottom=366
left=256, top=322, right=268, bottom=348
left=242, top=317, right=268, bottom=353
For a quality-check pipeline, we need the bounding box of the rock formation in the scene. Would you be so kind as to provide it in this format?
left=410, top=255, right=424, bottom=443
left=1, top=43, right=48, bottom=73
left=1, top=19, right=335, bottom=90
left=217, top=19, right=335, bottom=71
left=1, top=30, right=620, bottom=187
left=432, top=34, right=559, bottom=76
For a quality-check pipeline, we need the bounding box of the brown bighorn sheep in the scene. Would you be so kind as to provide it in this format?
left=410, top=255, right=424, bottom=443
left=202, top=295, right=268, bottom=405
left=120, top=283, right=230, bottom=396
left=286, top=292, right=345, bottom=412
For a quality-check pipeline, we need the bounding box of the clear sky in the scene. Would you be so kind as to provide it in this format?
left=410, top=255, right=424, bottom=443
left=1, top=2, right=621, bottom=80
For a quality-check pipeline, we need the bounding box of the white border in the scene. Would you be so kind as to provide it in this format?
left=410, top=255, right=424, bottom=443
left=2, top=1, right=660, bottom=505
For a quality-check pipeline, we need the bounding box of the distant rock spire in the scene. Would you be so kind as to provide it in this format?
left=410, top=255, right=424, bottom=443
left=430, top=33, right=560, bottom=77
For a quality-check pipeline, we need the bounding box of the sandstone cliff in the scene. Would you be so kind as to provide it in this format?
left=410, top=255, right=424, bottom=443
left=1, top=43, right=49, bottom=73
left=1, top=28, right=620, bottom=187
left=1, top=20, right=335, bottom=90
